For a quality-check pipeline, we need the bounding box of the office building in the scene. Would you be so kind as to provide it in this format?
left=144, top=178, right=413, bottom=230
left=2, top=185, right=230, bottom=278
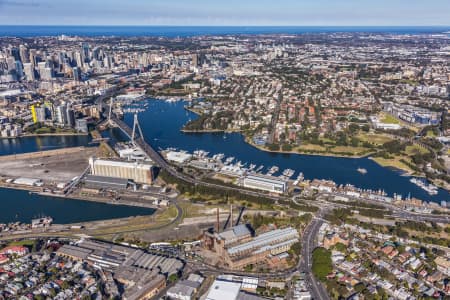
left=31, top=105, right=47, bottom=123
left=75, top=118, right=88, bottom=133
left=23, top=62, right=35, bottom=81
left=243, top=174, right=287, bottom=193
left=55, top=104, right=67, bottom=125
left=73, top=66, right=81, bottom=81
left=66, top=106, right=75, bottom=127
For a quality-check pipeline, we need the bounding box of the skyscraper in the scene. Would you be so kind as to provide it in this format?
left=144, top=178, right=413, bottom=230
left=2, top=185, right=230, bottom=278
left=81, top=42, right=90, bottom=63
left=66, top=106, right=75, bottom=127
left=23, top=63, right=35, bottom=81
left=19, top=45, right=29, bottom=63
left=55, top=105, right=67, bottom=125
left=15, top=61, right=23, bottom=79
left=72, top=66, right=81, bottom=81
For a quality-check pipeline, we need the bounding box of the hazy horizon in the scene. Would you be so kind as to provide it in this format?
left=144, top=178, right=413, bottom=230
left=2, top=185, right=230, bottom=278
left=0, top=0, right=449, bottom=26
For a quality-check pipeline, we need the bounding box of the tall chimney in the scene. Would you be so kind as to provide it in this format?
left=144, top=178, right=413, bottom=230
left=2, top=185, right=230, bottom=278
left=216, top=208, right=220, bottom=233
left=230, top=204, right=233, bottom=228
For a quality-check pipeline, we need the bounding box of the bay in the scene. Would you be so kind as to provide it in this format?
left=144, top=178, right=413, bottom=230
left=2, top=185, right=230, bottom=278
left=117, top=99, right=450, bottom=203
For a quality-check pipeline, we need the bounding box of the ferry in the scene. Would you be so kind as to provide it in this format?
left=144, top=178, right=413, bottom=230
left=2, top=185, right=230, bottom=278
left=410, top=178, right=438, bottom=195
left=357, top=168, right=368, bottom=174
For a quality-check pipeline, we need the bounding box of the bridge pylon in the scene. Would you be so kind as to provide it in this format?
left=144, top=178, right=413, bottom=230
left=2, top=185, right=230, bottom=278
left=107, top=97, right=114, bottom=127
left=131, top=112, right=144, bottom=145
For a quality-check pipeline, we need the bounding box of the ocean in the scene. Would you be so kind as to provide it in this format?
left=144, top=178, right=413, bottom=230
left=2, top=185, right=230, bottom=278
left=0, top=26, right=449, bottom=37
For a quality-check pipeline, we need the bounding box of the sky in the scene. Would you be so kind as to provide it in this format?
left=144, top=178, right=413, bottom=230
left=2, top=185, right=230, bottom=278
left=0, top=0, right=449, bottom=26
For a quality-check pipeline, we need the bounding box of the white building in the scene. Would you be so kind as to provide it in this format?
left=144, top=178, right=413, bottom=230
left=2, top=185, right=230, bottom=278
left=243, top=174, right=287, bottom=193
left=89, top=157, right=155, bottom=184
left=205, top=279, right=241, bottom=300
left=166, top=151, right=192, bottom=164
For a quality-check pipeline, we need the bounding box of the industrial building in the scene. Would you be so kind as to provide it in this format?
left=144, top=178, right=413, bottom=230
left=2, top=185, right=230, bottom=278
left=166, top=274, right=204, bottom=300
left=89, top=157, right=155, bottom=184
left=84, top=175, right=129, bottom=190
left=205, top=276, right=264, bottom=300
left=203, top=225, right=299, bottom=270
left=57, top=239, right=183, bottom=299
left=242, top=174, right=287, bottom=193
left=13, top=177, right=43, bottom=187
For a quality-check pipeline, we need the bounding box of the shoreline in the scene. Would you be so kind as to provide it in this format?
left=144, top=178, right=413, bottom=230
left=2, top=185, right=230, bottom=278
left=0, top=132, right=89, bottom=139
left=0, top=182, right=159, bottom=210
left=177, top=122, right=450, bottom=193
left=245, top=137, right=372, bottom=159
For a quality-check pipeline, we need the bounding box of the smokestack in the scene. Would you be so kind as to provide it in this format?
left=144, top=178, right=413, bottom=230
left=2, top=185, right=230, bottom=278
left=230, top=204, right=233, bottom=229
left=216, top=208, right=220, bottom=233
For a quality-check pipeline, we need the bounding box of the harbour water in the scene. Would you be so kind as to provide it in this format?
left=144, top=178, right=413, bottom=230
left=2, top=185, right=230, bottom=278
left=0, top=135, right=91, bottom=156
left=0, top=135, right=156, bottom=224
left=0, top=188, right=155, bottom=224
left=0, top=99, right=448, bottom=223
left=116, top=99, right=450, bottom=203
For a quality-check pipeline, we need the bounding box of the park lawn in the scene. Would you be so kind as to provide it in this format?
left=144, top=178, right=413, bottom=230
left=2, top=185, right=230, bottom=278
left=357, top=132, right=393, bottom=145
left=8, top=240, right=36, bottom=247
left=330, top=146, right=371, bottom=156
left=296, top=143, right=327, bottom=152
left=319, top=137, right=336, bottom=145
left=426, top=130, right=437, bottom=137
left=371, top=156, right=415, bottom=174
left=380, top=113, right=400, bottom=124
left=405, top=144, right=429, bottom=155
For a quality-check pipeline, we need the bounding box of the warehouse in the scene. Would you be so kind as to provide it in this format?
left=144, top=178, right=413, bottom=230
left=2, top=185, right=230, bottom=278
left=242, top=174, right=287, bottom=193
left=13, top=177, right=43, bottom=187
left=89, top=157, right=155, bottom=184
left=84, top=175, right=129, bottom=190
left=166, top=151, right=192, bottom=164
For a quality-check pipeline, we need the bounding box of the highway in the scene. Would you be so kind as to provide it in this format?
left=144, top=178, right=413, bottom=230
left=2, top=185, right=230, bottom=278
left=298, top=207, right=330, bottom=300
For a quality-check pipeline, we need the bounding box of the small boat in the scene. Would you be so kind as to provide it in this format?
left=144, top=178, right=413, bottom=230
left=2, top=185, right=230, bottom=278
left=357, top=168, right=367, bottom=174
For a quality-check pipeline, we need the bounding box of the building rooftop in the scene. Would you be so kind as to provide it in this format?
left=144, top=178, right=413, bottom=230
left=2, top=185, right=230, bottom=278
left=206, top=279, right=242, bottom=300
left=227, top=227, right=299, bottom=256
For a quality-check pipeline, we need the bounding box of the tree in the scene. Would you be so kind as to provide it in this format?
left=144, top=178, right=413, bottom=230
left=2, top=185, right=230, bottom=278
left=354, top=282, right=366, bottom=293
left=168, top=273, right=179, bottom=283
left=290, top=242, right=302, bottom=256
left=312, top=247, right=332, bottom=281
left=334, top=242, right=347, bottom=253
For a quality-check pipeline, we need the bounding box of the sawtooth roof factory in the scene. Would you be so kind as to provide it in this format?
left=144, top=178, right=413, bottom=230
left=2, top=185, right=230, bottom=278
left=57, top=239, right=183, bottom=299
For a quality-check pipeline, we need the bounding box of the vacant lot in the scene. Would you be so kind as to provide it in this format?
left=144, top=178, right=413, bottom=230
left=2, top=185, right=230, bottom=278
left=0, top=147, right=96, bottom=183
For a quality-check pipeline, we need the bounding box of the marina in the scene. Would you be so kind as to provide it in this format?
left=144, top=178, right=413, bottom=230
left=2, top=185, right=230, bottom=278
left=410, top=178, right=439, bottom=195
left=161, top=147, right=448, bottom=208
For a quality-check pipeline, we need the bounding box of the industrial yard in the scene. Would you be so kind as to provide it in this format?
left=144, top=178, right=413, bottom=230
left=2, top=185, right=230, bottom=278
left=0, top=146, right=95, bottom=183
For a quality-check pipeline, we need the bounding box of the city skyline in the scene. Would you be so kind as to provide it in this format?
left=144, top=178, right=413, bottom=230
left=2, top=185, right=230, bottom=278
left=0, top=0, right=449, bottom=26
